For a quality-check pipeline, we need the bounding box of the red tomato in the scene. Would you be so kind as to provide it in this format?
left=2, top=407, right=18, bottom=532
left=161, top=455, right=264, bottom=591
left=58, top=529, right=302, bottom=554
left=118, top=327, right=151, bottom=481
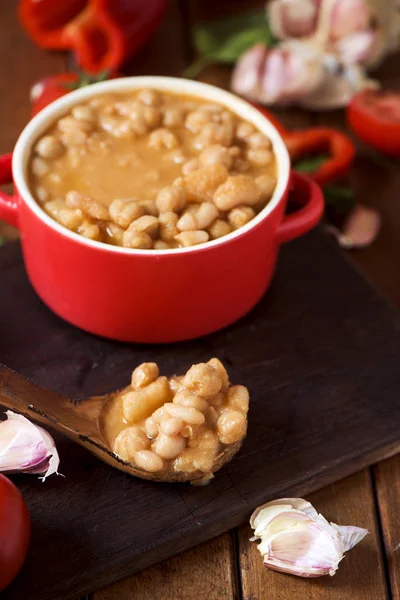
left=0, top=474, right=30, bottom=591
left=30, top=72, right=119, bottom=116
left=347, top=90, right=400, bottom=158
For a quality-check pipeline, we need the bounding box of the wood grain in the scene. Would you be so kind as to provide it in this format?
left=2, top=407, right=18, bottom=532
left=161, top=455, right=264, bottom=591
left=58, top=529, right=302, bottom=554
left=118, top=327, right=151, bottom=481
left=1, top=226, right=399, bottom=600
left=0, top=0, right=64, bottom=241
left=94, top=533, right=237, bottom=600
left=238, top=470, right=389, bottom=600
left=375, top=455, right=400, bottom=599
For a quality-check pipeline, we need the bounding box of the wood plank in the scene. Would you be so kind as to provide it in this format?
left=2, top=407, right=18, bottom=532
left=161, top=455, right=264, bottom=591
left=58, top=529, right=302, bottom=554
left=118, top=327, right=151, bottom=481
left=0, top=0, right=65, bottom=241
left=374, top=455, right=400, bottom=599
left=1, top=226, right=399, bottom=600
left=93, top=534, right=237, bottom=600
left=238, top=469, right=389, bottom=599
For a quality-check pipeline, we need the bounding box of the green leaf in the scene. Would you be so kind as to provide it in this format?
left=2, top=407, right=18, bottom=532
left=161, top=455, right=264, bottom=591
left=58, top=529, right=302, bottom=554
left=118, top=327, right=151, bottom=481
left=294, top=154, right=330, bottom=173
left=184, top=10, right=278, bottom=77
left=324, top=185, right=355, bottom=214
left=0, top=236, right=4, bottom=246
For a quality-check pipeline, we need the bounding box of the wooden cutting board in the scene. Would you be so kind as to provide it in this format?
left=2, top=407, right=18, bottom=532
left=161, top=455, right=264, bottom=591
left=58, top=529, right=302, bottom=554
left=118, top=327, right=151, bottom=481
left=0, top=230, right=399, bottom=600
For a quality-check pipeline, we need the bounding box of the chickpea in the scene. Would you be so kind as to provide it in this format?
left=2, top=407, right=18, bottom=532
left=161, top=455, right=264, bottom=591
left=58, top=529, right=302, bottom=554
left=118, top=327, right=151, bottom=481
left=182, top=159, right=199, bottom=175
left=78, top=220, right=103, bottom=241
left=226, top=385, right=250, bottom=414
left=177, top=202, right=218, bottom=232
left=160, top=417, right=184, bottom=436
left=131, top=362, right=159, bottom=389
left=213, top=176, right=262, bottom=211
left=173, top=390, right=209, bottom=412
left=256, top=174, right=276, bottom=202
left=61, top=129, right=88, bottom=146
left=107, top=222, right=125, bottom=246
left=134, top=450, right=164, bottom=472
left=236, top=121, right=255, bottom=140
left=137, top=89, right=162, bottom=106
left=109, top=198, right=144, bottom=228
left=164, top=403, right=205, bottom=425
left=169, top=375, right=184, bottom=394
left=35, top=135, right=64, bottom=159
left=183, top=164, right=228, bottom=204
left=185, top=109, right=212, bottom=133
left=72, top=105, right=97, bottom=124
left=199, top=145, right=233, bottom=170
left=208, top=219, right=232, bottom=240
left=159, top=211, right=179, bottom=242
left=44, top=199, right=84, bottom=230
left=122, top=376, right=171, bottom=422
left=207, top=358, right=229, bottom=389
left=122, top=229, right=153, bottom=249
left=195, top=122, right=234, bottom=149
left=138, top=199, right=158, bottom=217
left=128, top=215, right=159, bottom=238
left=66, top=191, right=109, bottom=221
left=151, top=407, right=166, bottom=423
left=156, top=186, right=186, bottom=213
left=58, top=115, right=94, bottom=134
left=174, top=230, right=209, bottom=247
left=163, top=108, right=184, bottom=127
left=35, top=186, right=48, bottom=203
left=114, top=426, right=150, bottom=462
left=246, top=148, right=273, bottom=167
left=183, top=363, right=222, bottom=398
left=31, top=157, right=49, bottom=177
left=145, top=417, right=159, bottom=438
left=217, top=410, right=247, bottom=444
left=247, top=132, right=271, bottom=150
left=99, top=116, right=133, bottom=138
left=148, top=128, right=179, bottom=150
left=228, top=206, right=256, bottom=230
left=153, top=240, right=171, bottom=250
left=176, top=211, right=196, bottom=232
left=152, top=433, right=186, bottom=460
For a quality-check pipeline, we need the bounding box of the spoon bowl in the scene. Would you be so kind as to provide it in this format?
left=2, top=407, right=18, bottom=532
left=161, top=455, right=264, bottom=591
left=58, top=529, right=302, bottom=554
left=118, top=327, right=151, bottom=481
left=0, top=364, right=243, bottom=483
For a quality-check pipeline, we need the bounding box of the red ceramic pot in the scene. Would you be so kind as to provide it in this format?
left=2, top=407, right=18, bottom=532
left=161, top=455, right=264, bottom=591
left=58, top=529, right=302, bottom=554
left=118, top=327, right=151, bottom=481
left=0, top=77, right=323, bottom=343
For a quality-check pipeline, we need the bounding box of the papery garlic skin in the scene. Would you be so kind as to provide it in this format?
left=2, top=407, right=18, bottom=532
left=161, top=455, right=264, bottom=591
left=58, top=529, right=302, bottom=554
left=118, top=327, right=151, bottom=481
left=250, top=498, right=368, bottom=578
left=0, top=411, right=60, bottom=480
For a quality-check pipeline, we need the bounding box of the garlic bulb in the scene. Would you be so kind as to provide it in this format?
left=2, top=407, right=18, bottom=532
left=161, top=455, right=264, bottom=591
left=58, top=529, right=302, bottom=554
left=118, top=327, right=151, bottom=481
left=250, top=498, right=368, bottom=577
left=0, top=411, right=60, bottom=480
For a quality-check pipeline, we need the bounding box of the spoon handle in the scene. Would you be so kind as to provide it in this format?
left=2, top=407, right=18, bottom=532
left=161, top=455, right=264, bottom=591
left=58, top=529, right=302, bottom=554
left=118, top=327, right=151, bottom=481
left=0, top=364, right=103, bottom=445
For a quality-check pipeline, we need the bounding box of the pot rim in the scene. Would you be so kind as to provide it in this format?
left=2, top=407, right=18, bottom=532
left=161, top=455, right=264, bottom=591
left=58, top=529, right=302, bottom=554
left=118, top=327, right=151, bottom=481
left=13, top=76, right=290, bottom=256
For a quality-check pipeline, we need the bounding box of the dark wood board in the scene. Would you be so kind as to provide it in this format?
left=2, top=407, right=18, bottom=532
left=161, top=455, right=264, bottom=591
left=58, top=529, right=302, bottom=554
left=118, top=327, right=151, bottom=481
left=0, top=229, right=399, bottom=600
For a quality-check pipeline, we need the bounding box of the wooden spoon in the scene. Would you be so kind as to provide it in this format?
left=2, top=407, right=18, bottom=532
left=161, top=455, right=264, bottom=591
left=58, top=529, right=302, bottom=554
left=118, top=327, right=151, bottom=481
left=0, top=364, right=244, bottom=483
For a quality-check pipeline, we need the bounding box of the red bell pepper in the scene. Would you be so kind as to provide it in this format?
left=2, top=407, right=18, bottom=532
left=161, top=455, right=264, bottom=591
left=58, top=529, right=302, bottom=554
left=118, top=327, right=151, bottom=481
left=19, top=0, right=168, bottom=75
left=30, top=71, right=119, bottom=116
left=255, top=105, right=355, bottom=186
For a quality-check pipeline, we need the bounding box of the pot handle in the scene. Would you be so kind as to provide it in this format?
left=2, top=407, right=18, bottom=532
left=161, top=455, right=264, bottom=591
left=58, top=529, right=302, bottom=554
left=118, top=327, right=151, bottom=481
left=277, top=171, right=324, bottom=245
left=0, top=153, right=19, bottom=228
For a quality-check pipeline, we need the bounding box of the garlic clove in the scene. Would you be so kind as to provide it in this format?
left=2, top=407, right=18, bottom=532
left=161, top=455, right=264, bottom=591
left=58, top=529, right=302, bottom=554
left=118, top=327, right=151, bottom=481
left=325, top=204, right=381, bottom=249
left=332, top=524, right=369, bottom=552
left=250, top=497, right=368, bottom=578
left=265, top=525, right=342, bottom=576
left=0, top=411, right=60, bottom=480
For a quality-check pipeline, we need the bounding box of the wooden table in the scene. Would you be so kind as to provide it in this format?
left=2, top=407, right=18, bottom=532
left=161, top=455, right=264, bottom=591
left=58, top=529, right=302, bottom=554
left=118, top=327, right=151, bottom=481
left=1, top=2, right=399, bottom=598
